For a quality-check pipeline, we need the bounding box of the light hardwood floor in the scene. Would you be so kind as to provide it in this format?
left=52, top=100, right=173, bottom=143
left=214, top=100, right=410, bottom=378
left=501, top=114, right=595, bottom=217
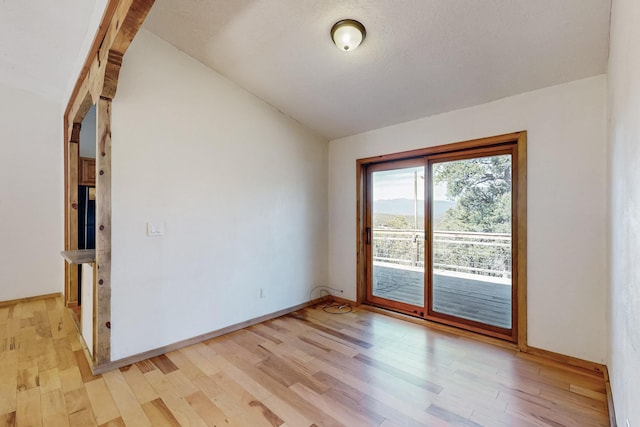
left=0, top=296, right=609, bottom=426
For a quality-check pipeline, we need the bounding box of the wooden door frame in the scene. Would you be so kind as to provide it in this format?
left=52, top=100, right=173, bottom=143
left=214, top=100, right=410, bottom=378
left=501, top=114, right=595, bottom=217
left=424, top=145, right=519, bottom=342
left=355, top=131, right=528, bottom=350
left=364, top=158, right=427, bottom=315
left=63, top=0, right=155, bottom=369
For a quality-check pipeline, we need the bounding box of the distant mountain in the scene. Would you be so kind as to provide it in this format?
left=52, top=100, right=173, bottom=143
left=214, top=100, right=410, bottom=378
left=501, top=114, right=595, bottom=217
left=373, top=198, right=455, bottom=220
left=374, top=198, right=423, bottom=216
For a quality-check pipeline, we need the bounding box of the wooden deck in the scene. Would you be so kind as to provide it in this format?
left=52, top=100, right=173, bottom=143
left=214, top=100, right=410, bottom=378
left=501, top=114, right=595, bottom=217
left=0, top=295, right=609, bottom=426
left=373, top=264, right=512, bottom=328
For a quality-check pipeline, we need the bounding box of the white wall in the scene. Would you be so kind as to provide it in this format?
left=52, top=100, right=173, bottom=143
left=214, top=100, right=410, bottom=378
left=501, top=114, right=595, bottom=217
left=62, top=0, right=109, bottom=105
left=79, top=104, right=96, bottom=159
left=0, top=82, right=64, bottom=301
left=607, top=0, right=640, bottom=424
left=110, top=30, right=329, bottom=360
left=329, top=76, right=608, bottom=363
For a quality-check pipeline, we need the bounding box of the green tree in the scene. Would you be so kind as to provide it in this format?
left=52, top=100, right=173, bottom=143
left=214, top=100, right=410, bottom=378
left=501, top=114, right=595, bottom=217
left=431, top=155, right=512, bottom=277
left=384, top=215, right=411, bottom=230
left=434, top=155, right=511, bottom=233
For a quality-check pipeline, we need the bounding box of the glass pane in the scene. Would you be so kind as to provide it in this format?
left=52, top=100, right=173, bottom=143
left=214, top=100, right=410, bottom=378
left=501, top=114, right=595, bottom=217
left=431, top=155, right=512, bottom=328
left=371, top=166, right=425, bottom=307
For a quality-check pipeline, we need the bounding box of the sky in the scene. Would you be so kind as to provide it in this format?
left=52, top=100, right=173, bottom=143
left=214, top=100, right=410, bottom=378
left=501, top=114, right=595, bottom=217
left=373, top=166, right=448, bottom=201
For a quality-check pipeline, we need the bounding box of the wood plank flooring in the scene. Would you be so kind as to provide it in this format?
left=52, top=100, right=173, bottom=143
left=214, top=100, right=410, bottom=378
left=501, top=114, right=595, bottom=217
left=374, top=264, right=511, bottom=328
left=0, top=296, right=610, bottom=426
left=432, top=274, right=511, bottom=328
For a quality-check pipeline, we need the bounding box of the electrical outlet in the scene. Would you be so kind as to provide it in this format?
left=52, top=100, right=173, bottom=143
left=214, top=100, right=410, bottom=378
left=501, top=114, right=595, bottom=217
left=146, top=222, right=164, bottom=236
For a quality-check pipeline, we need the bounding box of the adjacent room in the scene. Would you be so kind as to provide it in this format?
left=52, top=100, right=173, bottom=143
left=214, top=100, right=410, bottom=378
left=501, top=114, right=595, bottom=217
left=0, top=0, right=638, bottom=426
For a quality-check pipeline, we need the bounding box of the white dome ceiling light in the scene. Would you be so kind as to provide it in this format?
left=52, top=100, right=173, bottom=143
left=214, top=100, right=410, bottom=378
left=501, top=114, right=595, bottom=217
left=330, top=19, right=366, bottom=52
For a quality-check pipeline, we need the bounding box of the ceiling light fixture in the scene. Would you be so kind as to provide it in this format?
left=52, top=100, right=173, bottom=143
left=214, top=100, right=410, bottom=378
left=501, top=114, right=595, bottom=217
left=330, top=19, right=366, bottom=52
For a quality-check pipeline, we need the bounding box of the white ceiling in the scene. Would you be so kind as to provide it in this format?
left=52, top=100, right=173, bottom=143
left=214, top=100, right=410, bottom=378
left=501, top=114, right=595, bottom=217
left=144, top=0, right=612, bottom=140
left=0, top=0, right=106, bottom=102
left=0, top=1, right=612, bottom=135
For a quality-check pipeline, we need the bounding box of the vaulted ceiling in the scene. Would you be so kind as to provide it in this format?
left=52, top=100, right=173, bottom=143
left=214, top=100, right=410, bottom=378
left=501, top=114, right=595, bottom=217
left=1, top=1, right=611, bottom=138
left=0, top=0, right=107, bottom=102
left=144, top=0, right=612, bottom=139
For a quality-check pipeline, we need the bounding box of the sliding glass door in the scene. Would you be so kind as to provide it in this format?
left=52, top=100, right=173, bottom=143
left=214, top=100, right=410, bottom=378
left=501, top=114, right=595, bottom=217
left=427, top=150, right=515, bottom=336
left=364, top=142, right=520, bottom=341
left=366, top=159, right=426, bottom=315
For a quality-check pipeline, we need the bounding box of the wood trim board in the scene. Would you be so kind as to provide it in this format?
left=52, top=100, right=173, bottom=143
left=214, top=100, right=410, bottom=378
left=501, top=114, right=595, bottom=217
left=357, top=131, right=523, bottom=165
left=523, top=346, right=606, bottom=376
left=603, top=365, right=618, bottom=427
left=89, top=297, right=330, bottom=375
left=0, top=293, right=62, bottom=308
left=516, top=131, right=528, bottom=351
left=361, top=304, right=607, bottom=380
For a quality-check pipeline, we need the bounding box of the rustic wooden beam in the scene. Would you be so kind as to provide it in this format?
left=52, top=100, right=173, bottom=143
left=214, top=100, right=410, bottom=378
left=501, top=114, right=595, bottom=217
left=101, top=50, right=124, bottom=100
left=68, top=0, right=154, bottom=126
left=63, top=0, right=155, bottom=369
left=64, top=1, right=118, bottom=119
left=64, top=0, right=117, bottom=327
left=95, top=98, right=112, bottom=365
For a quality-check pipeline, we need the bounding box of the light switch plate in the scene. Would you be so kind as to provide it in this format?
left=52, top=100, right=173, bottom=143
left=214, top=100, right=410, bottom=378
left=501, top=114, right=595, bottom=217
left=147, top=222, right=164, bottom=236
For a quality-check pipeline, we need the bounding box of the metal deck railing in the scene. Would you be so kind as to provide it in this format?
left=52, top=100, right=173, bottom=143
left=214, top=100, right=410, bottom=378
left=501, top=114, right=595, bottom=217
left=372, top=229, right=512, bottom=279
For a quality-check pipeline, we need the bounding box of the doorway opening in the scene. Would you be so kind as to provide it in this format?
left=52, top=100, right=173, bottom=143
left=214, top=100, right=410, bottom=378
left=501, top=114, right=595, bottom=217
left=72, top=106, right=97, bottom=326
left=62, top=0, right=155, bottom=369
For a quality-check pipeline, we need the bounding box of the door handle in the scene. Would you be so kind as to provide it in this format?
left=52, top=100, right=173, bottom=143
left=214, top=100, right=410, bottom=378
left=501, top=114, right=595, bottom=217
left=366, top=227, right=371, bottom=245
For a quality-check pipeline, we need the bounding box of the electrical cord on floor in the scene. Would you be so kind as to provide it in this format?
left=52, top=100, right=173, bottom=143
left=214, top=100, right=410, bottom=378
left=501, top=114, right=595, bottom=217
left=322, top=298, right=353, bottom=314
left=309, top=286, right=352, bottom=314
